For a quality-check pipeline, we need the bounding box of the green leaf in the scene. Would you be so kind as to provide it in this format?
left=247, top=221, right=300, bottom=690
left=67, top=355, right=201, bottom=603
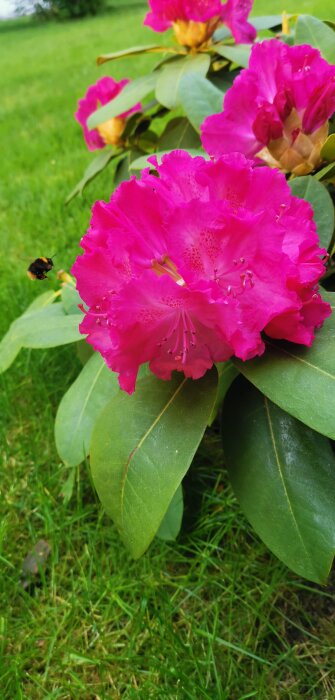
left=249, top=14, right=283, bottom=30
left=222, top=378, right=335, bottom=583
left=0, top=298, right=69, bottom=373
left=0, top=329, right=22, bottom=374
left=87, top=73, right=157, bottom=129
left=1, top=306, right=82, bottom=375
left=214, top=44, right=251, bottom=68
left=155, top=54, right=211, bottom=109
left=90, top=369, right=217, bottom=558
left=62, top=282, right=83, bottom=315
left=178, top=73, right=224, bottom=132
left=208, top=361, right=239, bottom=426
left=295, top=15, right=335, bottom=63
left=156, top=484, right=183, bottom=541
left=66, top=150, right=116, bottom=203
left=25, top=290, right=60, bottom=312
left=114, top=148, right=144, bottom=185
left=314, top=162, right=335, bottom=182
left=12, top=308, right=82, bottom=349
left=321, top=134, right=335, bottom=163
left=76, top=340, right=94, bottom=366
left=135, top=129, right=158, bottom=152
left=61, top=284, right=82, bottom=315
left=158, top=116, right=201, bottom=150
left=209, top=71, right=239, bottom=93
left=130, top=148, right=206, bottom=171
left=212, top=26, right=231, bottom=41
left=234, top=292, right=335, bottom=439
left=97, top=45, right=183, bottom=65
left=55, top=353, right=119, bottom=466
left=288, top=176, right=334, bottom=249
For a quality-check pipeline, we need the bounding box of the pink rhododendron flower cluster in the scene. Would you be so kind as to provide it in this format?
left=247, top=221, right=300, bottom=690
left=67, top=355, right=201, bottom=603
left=201, top=39, right=335, bottom=175
left=144, top=0, right=256, bottom=47
left=75, top=76, right=141, bottom=151
left=72, top=151, right=330, bottom=394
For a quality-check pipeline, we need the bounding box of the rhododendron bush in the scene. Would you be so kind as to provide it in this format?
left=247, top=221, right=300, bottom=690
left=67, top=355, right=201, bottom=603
left=2, top=4, right=335, bottom=583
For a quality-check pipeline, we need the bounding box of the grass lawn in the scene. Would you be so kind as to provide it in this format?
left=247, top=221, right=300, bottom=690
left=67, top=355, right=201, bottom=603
left=1, top=1, right=335, bottom=697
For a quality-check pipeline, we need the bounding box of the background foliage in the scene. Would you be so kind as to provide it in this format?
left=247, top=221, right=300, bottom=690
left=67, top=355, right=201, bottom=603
left=1, top=1, right=335, bottom=697
left=33, top=0, right=107, bottom=19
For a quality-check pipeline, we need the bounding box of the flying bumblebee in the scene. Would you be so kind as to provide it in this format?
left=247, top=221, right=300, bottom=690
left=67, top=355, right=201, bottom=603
left=27, top=257, right=54, bottom=281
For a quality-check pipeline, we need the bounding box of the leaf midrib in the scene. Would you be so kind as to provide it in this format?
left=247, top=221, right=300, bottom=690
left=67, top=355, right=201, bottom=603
left=65, top=358, right=106, bottom=459
left=119, top=378, right=187, bottom=523
left=301, top=16, right=322, bottom=49
left=162, top=56, right=209, bottom=109
left=266, top=340, right=335, bottom=382
left=264, top=397, right=315, bottom=570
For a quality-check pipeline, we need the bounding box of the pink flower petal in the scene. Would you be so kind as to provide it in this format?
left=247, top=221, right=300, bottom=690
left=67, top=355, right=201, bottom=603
left=201, top=39, right=335, bottom=169
left=73, top=151, right=330, bottom=393
left=75, top=76, right=141, bottom=151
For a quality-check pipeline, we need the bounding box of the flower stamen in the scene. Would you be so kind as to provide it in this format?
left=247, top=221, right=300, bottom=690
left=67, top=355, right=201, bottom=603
left=151, top=256, right=185, bottom=286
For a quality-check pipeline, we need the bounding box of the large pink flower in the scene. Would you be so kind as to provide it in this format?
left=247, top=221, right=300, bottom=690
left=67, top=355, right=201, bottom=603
left=144, top=0, right=256, bottom=47
left=75, top=77, right=141, bottom=151
left=72, top=151, right=330, bottom=394
left=201, top=39, right=335, bottom=175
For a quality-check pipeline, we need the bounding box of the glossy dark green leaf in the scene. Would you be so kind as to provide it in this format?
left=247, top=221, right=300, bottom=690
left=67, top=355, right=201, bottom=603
left=88, top=73, right=157, bottom=129
left=158, top=116, right=201, bottom=150
left=55, top=353, right=119, bottom=466
left=114, top=148, right=143, bottom=185
left=135, top=129, right=158, bottom=152
left=234, top=292, right=335, bottom=439
left=209, top=70, right=239, bottom=93
left=295, top=15, right=335, bottom=62
left=97, top=44, right=182, bottom=65
left=178, top=73, right=224, bottom=132
left=215, top=44, right=251, bottom=68
left=222, top=378, right=335, bottom=583
left=288, top=176, right=334, bottom=249
left=122, top=112, right=149, bottom=140
left=155, top=54, right=211, bottom=109
left=156, top=484, right=183, bottom=541
left=66, top=151, right=116, bottom=203
left=91, top=369, right=217, bottom=558
left=321, top=134, right=335, bottom=163
left=208, top=361, right=238, bottom=426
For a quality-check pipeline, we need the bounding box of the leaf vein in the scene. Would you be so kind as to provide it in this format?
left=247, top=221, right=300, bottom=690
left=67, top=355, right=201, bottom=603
left=266, top=341, right=335, bottom=380
left=120, top=378, right=187, bottom=523
left=264, top=397, right=313, bottom=566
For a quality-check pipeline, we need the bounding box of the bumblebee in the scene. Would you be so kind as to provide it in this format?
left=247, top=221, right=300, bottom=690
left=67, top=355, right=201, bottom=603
left=27, top=257, right=54, bottom=281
